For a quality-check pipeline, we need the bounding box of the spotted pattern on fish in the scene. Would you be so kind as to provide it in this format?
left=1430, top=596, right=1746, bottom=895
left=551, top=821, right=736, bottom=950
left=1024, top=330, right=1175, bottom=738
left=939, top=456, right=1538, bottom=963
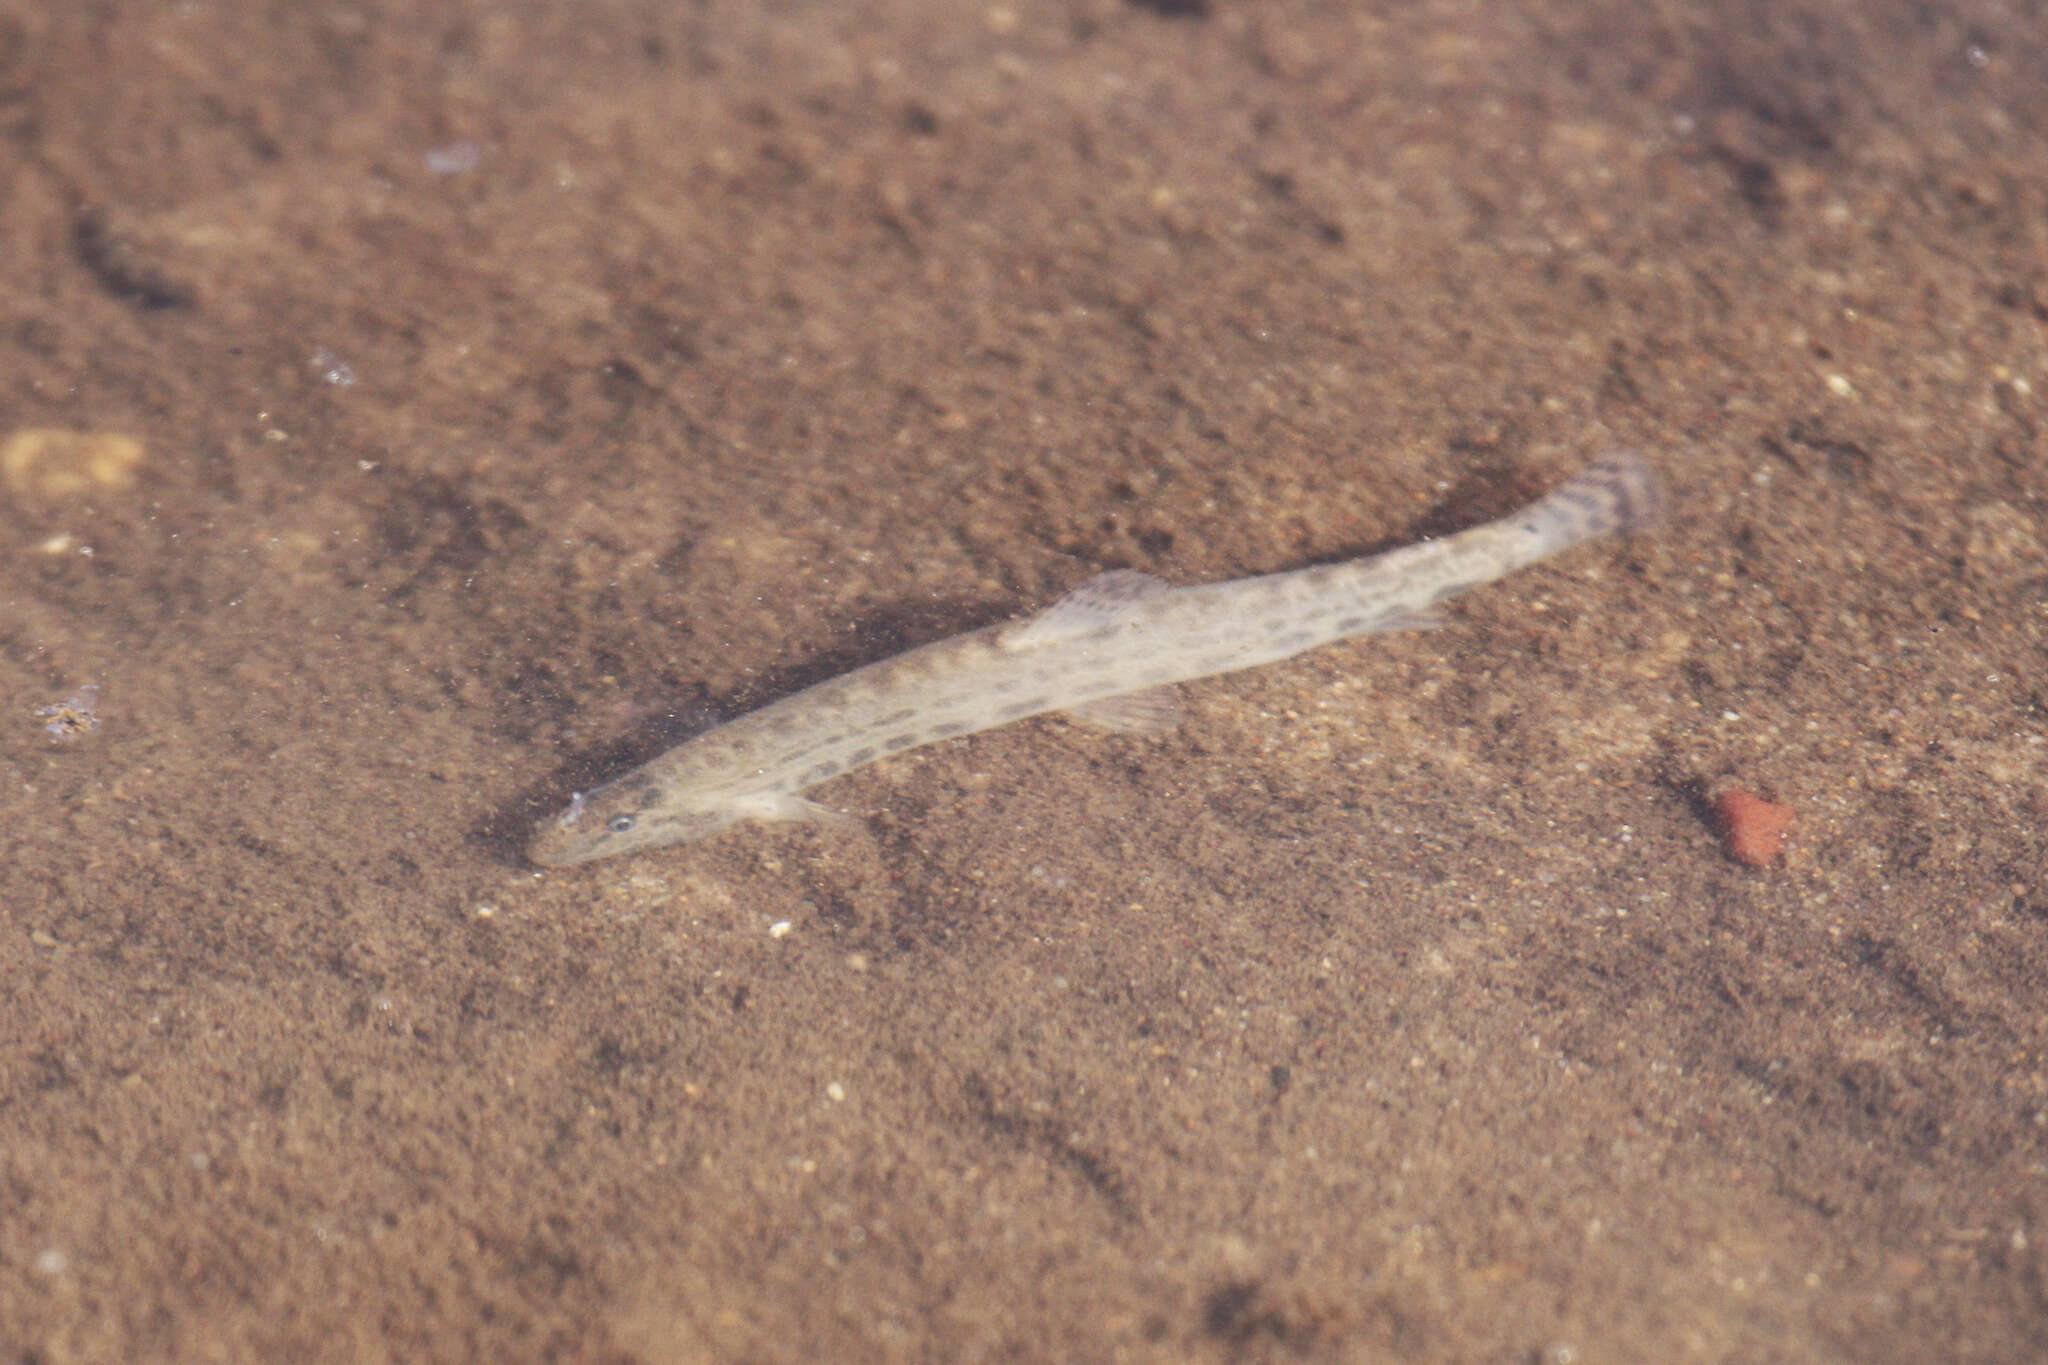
left=526, top=452, right=1661, bottom=866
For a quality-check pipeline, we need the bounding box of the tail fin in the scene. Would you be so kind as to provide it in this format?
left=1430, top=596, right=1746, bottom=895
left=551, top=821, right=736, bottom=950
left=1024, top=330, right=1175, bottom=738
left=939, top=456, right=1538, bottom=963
left=1537, top=451, right=1664, bottom=544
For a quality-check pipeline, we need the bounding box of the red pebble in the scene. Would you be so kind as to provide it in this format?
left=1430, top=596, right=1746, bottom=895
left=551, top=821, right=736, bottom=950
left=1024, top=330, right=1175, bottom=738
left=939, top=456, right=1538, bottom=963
left=1714, top=789, right=1793, bottom=867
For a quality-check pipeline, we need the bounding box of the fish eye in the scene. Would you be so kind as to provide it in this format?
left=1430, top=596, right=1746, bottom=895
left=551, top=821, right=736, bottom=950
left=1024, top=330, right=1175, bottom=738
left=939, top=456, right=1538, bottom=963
left=607, top=814, right=636, bottom=834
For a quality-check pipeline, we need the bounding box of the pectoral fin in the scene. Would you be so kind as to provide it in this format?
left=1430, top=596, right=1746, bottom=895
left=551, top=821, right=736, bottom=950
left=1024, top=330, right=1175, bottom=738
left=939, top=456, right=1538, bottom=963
left=739, top=792, right=860, bottom=830
left=1061, top=684, right=1185, bottom=734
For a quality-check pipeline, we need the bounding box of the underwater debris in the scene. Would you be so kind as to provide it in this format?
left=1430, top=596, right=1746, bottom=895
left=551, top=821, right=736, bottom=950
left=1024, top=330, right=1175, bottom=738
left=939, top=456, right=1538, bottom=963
left=36, top=684, right=100, bottom=740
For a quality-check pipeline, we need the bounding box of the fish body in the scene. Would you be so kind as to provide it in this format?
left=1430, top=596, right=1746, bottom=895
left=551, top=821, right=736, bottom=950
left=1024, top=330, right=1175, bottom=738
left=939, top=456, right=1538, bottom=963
left=527, top=452, right=1659, bottom=866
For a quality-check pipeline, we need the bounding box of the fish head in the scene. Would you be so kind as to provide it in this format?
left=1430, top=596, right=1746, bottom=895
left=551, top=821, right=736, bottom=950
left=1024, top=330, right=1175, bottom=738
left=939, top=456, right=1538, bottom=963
left=525, top=776, right=741, bottom=867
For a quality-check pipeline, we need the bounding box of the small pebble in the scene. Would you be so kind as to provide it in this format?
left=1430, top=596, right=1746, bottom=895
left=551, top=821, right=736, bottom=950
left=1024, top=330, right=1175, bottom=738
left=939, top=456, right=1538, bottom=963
left=1715, top=789, right=1793, bottom=867
left=1, top=428, right=144, bottom=497
left=424, top=140, right=482, bottom=176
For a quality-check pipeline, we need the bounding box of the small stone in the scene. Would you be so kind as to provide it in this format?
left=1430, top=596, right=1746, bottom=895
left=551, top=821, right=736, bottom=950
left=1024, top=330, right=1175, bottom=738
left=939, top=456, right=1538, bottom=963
left=1715, top=789, right=1793, bottom=868
left=0, top=428, right=144, bottom=498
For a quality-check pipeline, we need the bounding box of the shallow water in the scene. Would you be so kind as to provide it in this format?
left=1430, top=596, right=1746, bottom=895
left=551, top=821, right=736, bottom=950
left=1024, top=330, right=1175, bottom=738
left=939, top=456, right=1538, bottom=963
left=4, top=2, right=2045, bottom=1360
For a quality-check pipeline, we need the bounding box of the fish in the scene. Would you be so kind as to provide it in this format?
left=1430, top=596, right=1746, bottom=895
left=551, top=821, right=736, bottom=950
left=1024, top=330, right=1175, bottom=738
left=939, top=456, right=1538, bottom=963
left=527, top=451, right=1661, bottom=866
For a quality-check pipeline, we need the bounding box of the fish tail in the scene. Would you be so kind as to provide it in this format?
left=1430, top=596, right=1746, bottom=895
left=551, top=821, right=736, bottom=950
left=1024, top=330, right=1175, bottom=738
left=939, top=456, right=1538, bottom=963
left=1540, top=451, right=1665, bottom=542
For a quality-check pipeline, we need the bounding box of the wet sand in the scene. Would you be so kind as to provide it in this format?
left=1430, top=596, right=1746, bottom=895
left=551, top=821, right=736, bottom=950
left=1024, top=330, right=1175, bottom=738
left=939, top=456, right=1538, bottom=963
left=3, top=2, right=2046, bottom=1360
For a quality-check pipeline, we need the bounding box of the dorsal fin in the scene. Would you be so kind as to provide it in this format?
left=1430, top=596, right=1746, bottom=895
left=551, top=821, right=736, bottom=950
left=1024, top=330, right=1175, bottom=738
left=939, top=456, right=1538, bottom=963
left=999, top=569, right=1172, bottom=652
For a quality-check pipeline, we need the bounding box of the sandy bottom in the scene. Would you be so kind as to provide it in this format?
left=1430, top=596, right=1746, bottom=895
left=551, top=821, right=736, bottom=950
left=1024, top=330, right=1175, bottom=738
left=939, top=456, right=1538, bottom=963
left=4, top=2, right=2046, bottom=1360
